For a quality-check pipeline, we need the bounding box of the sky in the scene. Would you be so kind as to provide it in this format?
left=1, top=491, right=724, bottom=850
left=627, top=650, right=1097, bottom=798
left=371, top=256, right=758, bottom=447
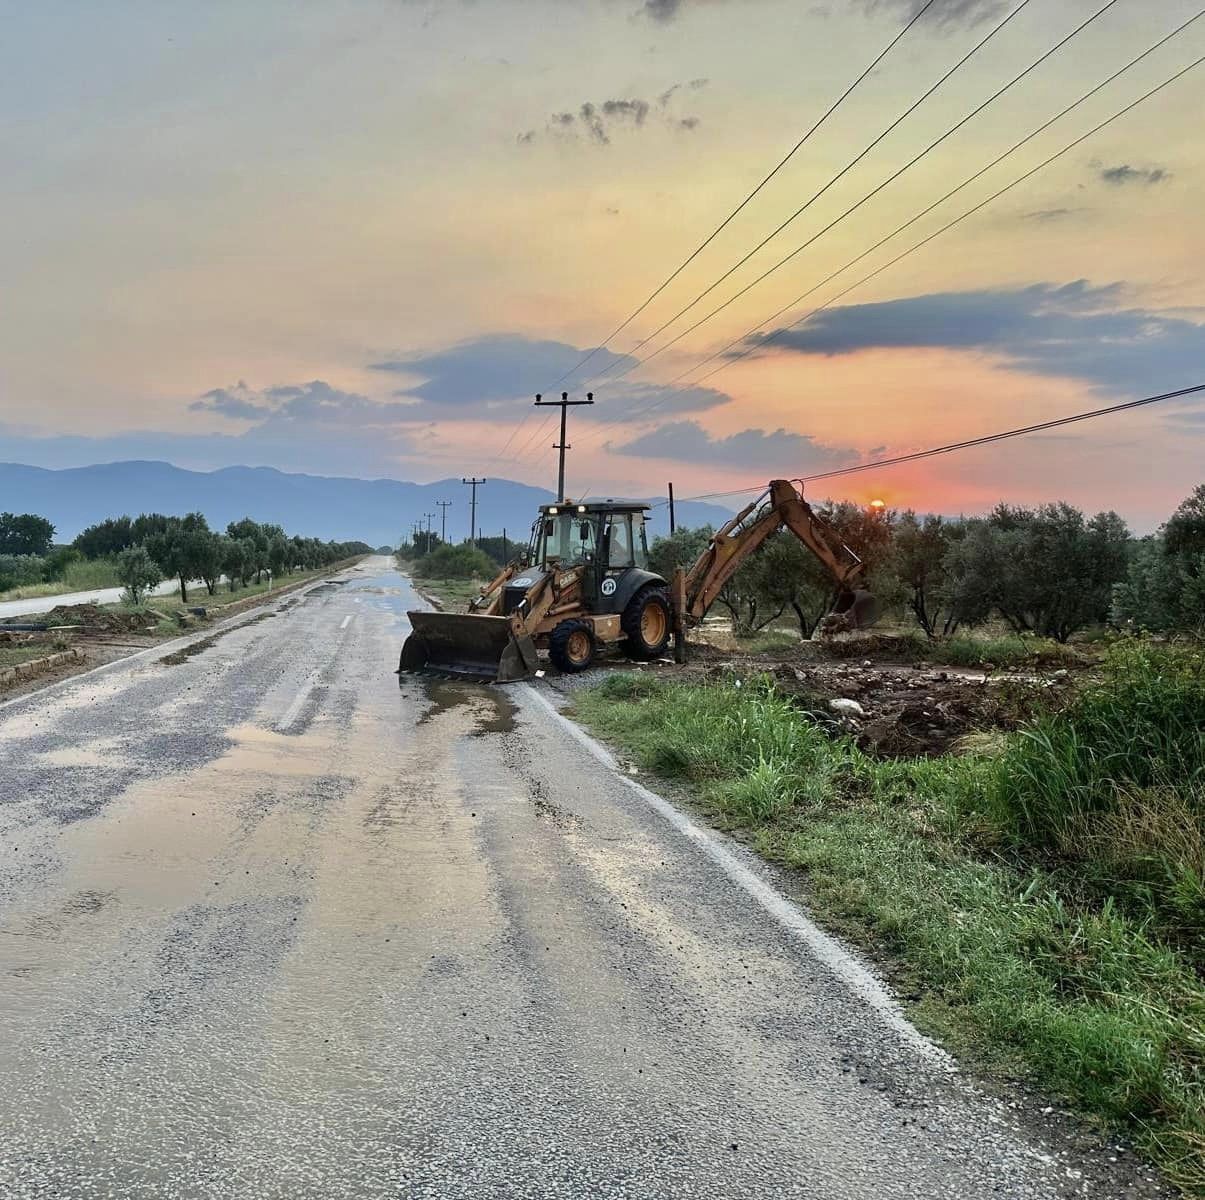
left=2, top=0, right=1203, bottom=530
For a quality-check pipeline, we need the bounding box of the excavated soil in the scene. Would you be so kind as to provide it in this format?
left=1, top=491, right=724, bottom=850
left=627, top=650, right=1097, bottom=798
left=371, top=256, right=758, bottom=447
left=35, top=602, right=161, bottom=634
left=561, top=636, right=1084, bottom=759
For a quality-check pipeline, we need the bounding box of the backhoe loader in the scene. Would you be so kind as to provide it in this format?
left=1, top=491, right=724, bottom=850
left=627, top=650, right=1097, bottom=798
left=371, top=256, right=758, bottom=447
left=398, top=479, right=878, bottom=682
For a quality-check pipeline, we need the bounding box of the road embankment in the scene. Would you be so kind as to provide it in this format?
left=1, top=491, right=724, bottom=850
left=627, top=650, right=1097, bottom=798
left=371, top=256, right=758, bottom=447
left=568, top=645, right=1205, bottom=1196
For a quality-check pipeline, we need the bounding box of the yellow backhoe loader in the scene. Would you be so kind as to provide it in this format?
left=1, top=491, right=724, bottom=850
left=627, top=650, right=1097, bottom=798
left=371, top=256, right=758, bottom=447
left=398, top=479, right=878, bottom=682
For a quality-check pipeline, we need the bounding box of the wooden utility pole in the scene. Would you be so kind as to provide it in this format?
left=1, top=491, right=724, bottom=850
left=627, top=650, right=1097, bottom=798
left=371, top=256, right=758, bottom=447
left=668, top=482, right=676, bottom=533
left=436, top=499, right=452, bottom=544
left=534, top=391, right=594, bottom=502
left=461, top=478, right=485, bottom=547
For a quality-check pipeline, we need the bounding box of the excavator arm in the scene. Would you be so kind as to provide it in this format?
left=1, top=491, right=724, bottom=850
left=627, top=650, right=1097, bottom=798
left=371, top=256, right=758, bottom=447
left=676, top=479, right=877, bottom=633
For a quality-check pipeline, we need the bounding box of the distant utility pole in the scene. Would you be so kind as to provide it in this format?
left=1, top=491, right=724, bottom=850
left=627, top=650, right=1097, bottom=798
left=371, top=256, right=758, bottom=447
left=462, top=478, right=485, bottom=547
left=502, top=528, right=508, bottom=562
left=423, top=512, right=435, bottom=546
left=668, top=482, right=676, bottom=534
left=534, top=391, right=594, bottom=502
left=436, top=499, right=452, bottom=543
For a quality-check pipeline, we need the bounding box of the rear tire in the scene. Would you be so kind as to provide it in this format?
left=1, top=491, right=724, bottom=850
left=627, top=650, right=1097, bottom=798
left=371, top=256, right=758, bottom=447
left=622, top=587, right=672, bottom=661
left=549, top=619, right=596, bottom=673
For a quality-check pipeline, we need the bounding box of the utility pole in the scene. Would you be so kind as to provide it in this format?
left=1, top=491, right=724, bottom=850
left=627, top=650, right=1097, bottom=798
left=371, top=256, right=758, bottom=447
left=668, top=482, right=676, bottom=534
left=423, top=512, right=434, bottom=548
left=462, top=478, right=485, bottom=547
left=436, top=499, right=452, bottom=544
left=502, top=527, right=508, bottom=563
left=534, top=391, right=594, bottom=502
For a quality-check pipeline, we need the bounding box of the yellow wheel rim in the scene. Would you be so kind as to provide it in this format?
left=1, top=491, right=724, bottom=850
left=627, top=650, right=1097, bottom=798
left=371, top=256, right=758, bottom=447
left=567, top=630, right=591, bottom=664
left=640, top=603, right=667, bottom=646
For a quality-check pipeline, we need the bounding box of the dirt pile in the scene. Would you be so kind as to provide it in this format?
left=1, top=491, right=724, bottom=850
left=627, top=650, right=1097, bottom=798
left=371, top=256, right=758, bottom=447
left=39, top=603, right=160, bottom=634
left=692, top=657, right=1074, bottom=757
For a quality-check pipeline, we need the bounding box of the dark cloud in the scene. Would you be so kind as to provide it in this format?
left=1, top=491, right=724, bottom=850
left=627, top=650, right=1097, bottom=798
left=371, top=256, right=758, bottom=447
left=371, top=334, right=732, bottom=420
left=1021, top=207, right=1080, bottom=223
left=192, top=380, right=418, bottom=427
left=743, top=281, right=1205, bottom=397
left=612, top=419, right=859, bottom=472
left=859, top=0, right=1010, bottom=29
left=521, top=80, right=705, bottom=146
left=1098, top=163, right=1170, bottom=188
left=641, top=0, right=682, bottom=20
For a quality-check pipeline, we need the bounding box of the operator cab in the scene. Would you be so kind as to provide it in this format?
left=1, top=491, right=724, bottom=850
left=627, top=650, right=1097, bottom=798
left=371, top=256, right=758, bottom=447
left=533, top=501, right=650, bottom=571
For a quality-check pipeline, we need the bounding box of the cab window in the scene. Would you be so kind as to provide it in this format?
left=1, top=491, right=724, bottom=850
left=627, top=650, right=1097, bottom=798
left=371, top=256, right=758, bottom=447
left=606, top=515, right=633, bottom=568
left=630, top=512, right=649, bottom=569
left=540, top=513, right=596, bottom=565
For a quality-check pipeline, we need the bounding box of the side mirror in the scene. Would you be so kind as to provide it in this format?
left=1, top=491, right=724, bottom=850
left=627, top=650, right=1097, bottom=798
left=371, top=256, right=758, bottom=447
left=543, top=519, right=554, bottom=537
left=580, top=522, right=591, bottom=541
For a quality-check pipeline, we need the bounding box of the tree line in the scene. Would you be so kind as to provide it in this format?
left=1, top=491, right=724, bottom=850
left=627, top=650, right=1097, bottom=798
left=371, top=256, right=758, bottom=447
left=72, top=513, right=371, bottom=603
left=649, top=484, right=1204, bottom=642
left=0, top=508, right=370, bottom=603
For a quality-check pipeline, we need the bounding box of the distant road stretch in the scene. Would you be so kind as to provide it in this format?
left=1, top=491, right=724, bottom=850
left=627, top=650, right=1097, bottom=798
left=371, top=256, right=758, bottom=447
left=0, top=577, right=220, bottom=620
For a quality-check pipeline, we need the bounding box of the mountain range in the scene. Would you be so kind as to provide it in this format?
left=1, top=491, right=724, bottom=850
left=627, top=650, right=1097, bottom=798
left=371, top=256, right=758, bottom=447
left=0, top=460, right=735, bottom=547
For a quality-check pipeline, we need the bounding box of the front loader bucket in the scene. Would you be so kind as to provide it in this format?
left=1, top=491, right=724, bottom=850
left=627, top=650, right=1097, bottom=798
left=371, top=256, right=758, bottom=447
left=398, top=611, right=539, bottom=683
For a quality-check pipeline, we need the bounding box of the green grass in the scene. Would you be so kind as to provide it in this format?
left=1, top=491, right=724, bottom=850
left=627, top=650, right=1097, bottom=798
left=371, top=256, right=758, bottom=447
left=410, top=576, right=489, bottom=610
left=573, top=649, right=1205, bottom=1193
left=821, top=628, right=1085, bottom=669
left=0, top=557, right=121, bottom=602
left=0, top=641, right=71, bottom=668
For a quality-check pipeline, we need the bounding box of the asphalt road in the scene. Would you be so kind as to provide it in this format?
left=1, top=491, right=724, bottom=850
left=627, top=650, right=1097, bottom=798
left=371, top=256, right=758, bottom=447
left=0, top=558, right=1156, bottom=1198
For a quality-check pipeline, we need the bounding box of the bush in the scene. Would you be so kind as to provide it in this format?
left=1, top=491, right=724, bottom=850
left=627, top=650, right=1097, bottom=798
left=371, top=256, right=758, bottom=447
left=0, top=554, right=48, bottom=592
left=412, top=544, right=497, bottom=580
left=116, top=545, right=162, bottom=605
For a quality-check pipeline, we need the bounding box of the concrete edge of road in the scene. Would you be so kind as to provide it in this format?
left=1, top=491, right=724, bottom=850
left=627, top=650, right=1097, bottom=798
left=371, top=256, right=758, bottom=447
left=522, top=681, right=952, bottom=1069
left=0, top=566, right=362, bottom=716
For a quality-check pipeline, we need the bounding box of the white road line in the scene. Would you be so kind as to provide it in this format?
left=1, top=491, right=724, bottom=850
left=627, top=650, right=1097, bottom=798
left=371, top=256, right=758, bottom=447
left=276, top=669, right=323, bottom=731
left=523, top=683, right=949, bottom=1065
left=340, top=615, right=352, bottom=630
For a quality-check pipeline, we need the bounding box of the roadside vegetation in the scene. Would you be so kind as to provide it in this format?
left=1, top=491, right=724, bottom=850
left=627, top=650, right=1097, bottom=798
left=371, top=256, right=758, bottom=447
left=572, top=482, right=1205, bottom=1192
left=574, top=645, right=1204, bottom=1191
left=395, top=533, right=505, bottom=609
left=0, top=508, right=372, bottom=607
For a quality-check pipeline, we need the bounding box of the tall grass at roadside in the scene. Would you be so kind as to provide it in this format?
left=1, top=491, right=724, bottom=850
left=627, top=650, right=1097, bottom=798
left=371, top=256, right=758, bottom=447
left=0, top=556, right=121, bottom=601
left=575, top=652, right=1205, bottom=1192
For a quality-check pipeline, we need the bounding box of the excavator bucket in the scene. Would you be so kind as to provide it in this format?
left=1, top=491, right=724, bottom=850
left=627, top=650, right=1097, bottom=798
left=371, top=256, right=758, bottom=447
left=828, top=588, right=881, bottom=632
left=398, top=611, right=539, bottom=683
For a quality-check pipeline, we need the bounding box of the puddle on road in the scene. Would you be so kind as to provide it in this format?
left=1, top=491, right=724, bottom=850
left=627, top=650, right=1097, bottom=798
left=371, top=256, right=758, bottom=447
left=414, top=678, right=517, bottom=737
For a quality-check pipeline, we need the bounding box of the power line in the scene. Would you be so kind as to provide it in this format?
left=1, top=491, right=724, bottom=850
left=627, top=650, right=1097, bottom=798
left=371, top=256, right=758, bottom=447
left=581, top=0, right=1121, bottom=405
left=681, top=42, right=1205, bottom=392
left=587, top=0, right=1038, bottom=382
left=569, top=16, right=1202, bottom=452
left=670, top=383, right=1205, bottom=505
left=664, top=9, right=1205, bottom=391
left=546, top=0, right=943, bottom=391
left=500, top=0, right=945, bottom=471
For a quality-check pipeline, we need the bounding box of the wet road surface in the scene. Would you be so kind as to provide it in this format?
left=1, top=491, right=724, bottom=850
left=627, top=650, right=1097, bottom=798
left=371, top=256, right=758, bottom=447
left=0, top=559, right=1154, bottom=1198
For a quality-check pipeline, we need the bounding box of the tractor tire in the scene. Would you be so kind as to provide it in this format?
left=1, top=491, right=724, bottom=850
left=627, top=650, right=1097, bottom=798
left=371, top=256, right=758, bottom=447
left=622, top=587, right=672, bottom=661
left=549, top=619, right=596, bottom=674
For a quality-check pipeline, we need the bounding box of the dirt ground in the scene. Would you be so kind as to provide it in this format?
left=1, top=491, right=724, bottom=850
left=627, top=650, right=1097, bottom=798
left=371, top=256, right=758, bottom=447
left=568, top=632, right=1083, bottom=759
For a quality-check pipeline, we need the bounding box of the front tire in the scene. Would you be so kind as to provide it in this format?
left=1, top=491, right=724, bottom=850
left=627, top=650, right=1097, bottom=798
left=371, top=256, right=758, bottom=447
left=622, top=587, right=672, bottom=660
left=549, top=619, right=596, bottom=673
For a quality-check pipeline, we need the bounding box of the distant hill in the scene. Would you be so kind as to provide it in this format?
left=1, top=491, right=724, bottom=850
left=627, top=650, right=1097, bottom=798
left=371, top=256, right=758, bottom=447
left=0, top=460, right=735, bottom=547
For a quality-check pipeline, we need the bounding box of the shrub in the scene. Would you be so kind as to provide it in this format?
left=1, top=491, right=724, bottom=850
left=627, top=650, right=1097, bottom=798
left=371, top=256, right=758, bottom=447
left=116, top=545, right=162, bottom=605
left=412, top=544, right=497, bottom=580
left=0, top=554, right=48, bottom=592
